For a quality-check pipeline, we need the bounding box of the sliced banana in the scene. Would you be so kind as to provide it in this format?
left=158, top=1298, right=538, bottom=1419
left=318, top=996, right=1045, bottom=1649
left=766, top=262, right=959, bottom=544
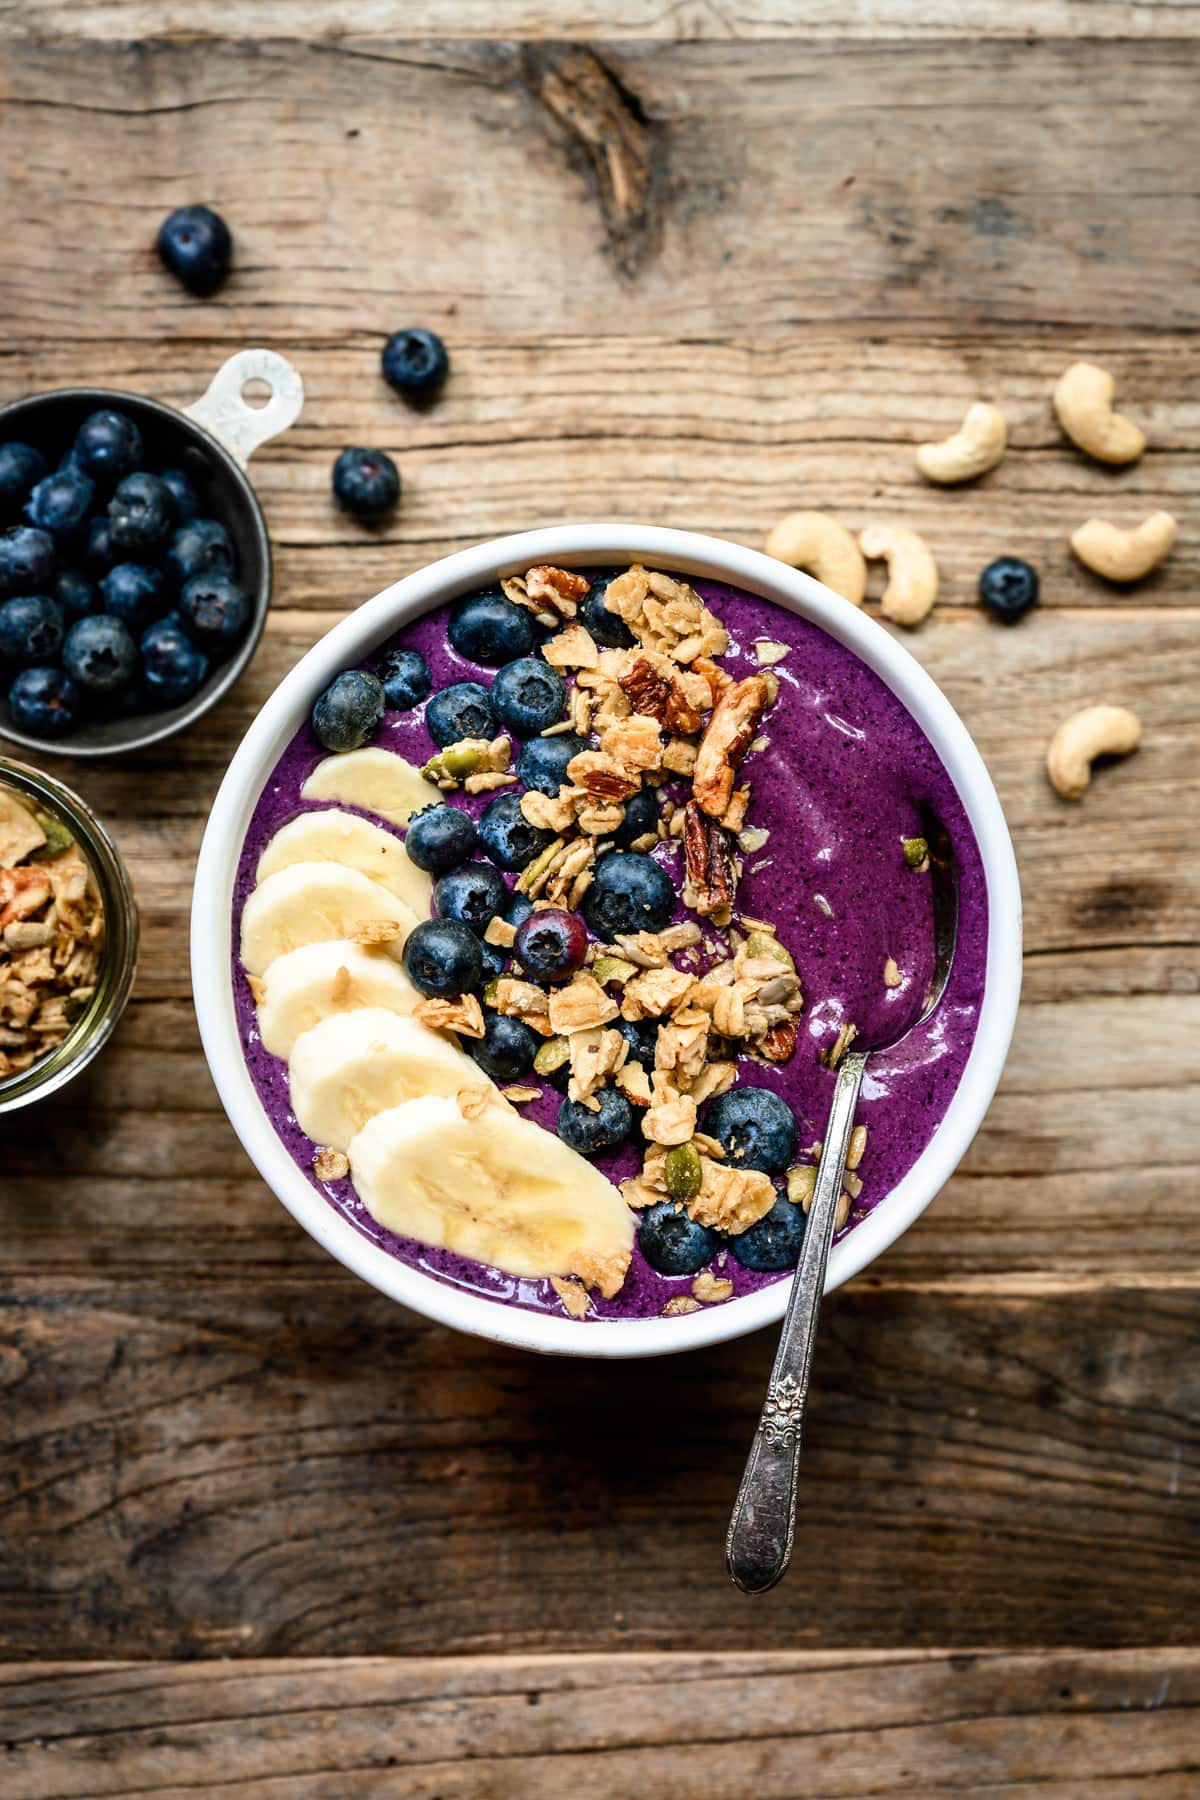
left=290, top=1008, right=495, bottom=1151
left=240, top=861, right=420, bottom=977
left=255, top=808, right=432, bottom=916
left=301, top=747, right=440, bottom=827
left=348, top=1094, right=636, bottom=1282
left=254, top=938, right=422, bottom=1061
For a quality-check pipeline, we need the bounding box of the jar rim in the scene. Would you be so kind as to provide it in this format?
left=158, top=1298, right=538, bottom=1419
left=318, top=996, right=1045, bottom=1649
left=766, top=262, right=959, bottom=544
left=0, top=757, right=138, bottom=1111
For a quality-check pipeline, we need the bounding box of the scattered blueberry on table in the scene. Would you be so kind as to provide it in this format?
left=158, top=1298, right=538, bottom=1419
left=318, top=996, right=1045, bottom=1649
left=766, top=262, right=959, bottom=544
left=156, top=204, right=233, bottom=296
left=381, top=327, right=450, bottom=401
left=332, top=447, right=401, bottom=521
left=978, top=555, right=1039, bottom=622
left=0, top=406, right=253, bottom=737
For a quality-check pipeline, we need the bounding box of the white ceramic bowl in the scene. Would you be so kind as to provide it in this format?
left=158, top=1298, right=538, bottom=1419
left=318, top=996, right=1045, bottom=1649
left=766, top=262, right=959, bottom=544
left=192, top=524, right=1022, bottom=1359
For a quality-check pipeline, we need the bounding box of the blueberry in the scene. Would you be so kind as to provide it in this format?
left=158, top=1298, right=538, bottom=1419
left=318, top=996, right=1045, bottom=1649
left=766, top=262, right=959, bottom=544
left=505, top=890, right=534, bottom=931
left=25, top=467, right=94, bottom=539
left=158, top=467, right=204, bottom=525
left=448, top=592, right=534, bottom=666
left=156, top=204, right=232, bottom=296
left=179, top=571, right=250, bottom=653
left=434, top=861, right=507, bottom=934
left=581, top=851, right=674, bottom=938
left=478, top=790, right=554, bottom=871
left=516, top=732, right=587, bottom=796
left=979, top=556, right=1039, bottom=623
left=556, top=1087, right=634, bottom=1155
left=377, top=647, right=431, bottom=712
left=479, top=938, right=507, bottom=983
left=581, top=576, right=635, bottom=649
left=513, top=907, right=588, bottom=984
left=406, top=804, right=479, bottom=874
left=613, top=786, right=659, bottom=849
left=615, top=1016, right=658, bottom=1067
left=108, top=473, right=173, bottom=555
left=470, top=1011, right=539, bottom=1083
left=730, top=1195, right=806, bottom=1272
left=0, top=526, right=55, bottom=597
left=63, top=613, right=138, bottom=697
left=425, top=681, right=496, bottom=748
left=165, top=518, right=234, bottom=589
left=703, top=1086, right=797, bottom=1176
left=0, top=594, right=64, bottom=666
left=140, top=613, right=208, bottom=705
left=491, top=658, right=566, bottom=737
left=0, top=443, right=48, bottom=515
left=381, top=327, right=449, bottom=401
left=332, top=446, right=401, bottom=520
left=100, top=562, right=166, bottom=631
left=402, top=917, right=483, bottom=999
left=638, top=1201, right=721, bottom=1277
left=7, top=665, right=80, bottom=738
left=55, top=568, right=97, bottom=621
left=79, top=516, right=115, bottom=577
left=309, top=670, right=384, bottom=753
left=71, top=411, right=144, bottom=488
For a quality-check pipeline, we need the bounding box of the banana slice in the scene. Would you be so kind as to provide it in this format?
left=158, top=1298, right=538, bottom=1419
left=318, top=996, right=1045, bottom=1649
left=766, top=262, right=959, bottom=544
left=254, top=938, right=422, bottom=1060
left=240, top=861, right=420, bottom=977
left=300, top=747, right=440, bottom=827
left=290, top=1008, right=494, bottom=1151
left=348, top=1094, right=636, bottom=1283
left=255, top=808, right=432, bottom=916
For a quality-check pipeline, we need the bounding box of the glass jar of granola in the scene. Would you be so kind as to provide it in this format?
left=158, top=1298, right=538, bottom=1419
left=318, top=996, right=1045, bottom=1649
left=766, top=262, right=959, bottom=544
left=0, top=758, right=137, bottom=1112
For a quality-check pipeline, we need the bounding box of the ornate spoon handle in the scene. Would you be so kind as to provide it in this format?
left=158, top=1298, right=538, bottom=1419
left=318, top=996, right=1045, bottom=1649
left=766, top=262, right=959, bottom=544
left=724, top=1048, right=869, bottom=1594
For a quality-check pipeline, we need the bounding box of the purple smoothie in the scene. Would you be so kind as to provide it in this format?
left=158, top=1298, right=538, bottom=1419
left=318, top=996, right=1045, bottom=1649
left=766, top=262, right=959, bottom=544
left=232, top=572, right=988, bottom=1323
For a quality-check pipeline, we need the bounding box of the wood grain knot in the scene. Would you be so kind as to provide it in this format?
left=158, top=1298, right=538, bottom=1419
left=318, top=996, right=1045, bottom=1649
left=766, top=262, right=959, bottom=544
left=521, top=45, right=659, bottom=276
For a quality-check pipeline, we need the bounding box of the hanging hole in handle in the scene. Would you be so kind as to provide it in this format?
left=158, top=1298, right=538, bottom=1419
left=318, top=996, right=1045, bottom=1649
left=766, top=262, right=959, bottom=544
left=241, top=377, right=273, bottom=410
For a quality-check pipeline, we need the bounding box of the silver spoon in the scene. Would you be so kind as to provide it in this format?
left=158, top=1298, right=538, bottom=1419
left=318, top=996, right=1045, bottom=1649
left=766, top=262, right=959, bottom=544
left=725, top=813, right=959, bottom=1595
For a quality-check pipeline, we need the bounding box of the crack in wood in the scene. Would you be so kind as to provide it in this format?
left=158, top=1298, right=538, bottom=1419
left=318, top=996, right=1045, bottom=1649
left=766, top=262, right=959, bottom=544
left=520, top=44, right=661, bottom=276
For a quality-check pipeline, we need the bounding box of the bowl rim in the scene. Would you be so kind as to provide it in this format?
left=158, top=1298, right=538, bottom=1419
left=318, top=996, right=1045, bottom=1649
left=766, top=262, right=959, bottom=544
left=191, top=523, right=1022, bottom=1359
left=0, top=384, right=271, bottom=761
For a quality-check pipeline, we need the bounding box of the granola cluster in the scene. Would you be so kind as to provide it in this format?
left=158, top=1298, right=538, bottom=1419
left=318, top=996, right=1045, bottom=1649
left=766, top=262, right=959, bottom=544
left=0, top=786, right=105, bottom=1081
left=454, top=564, right=839, bottom=1308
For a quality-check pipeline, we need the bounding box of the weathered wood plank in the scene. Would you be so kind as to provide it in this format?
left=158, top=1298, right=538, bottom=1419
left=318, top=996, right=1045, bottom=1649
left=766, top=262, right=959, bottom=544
left=6, top=1, right=1200, bottom=42
left=1, top=41, right=1198, bottom=333
left=0, top=1284, right=1197, bottom=1657
left=3, top=337, right=1196, bottom=611
left=52, top=606, right=1200, bottom=978
left=2, top=1650, right=1198, bottom=1798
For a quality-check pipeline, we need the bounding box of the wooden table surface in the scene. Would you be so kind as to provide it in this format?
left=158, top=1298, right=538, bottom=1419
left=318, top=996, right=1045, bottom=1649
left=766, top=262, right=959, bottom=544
left=2, top=4, right=1199, bottom=1794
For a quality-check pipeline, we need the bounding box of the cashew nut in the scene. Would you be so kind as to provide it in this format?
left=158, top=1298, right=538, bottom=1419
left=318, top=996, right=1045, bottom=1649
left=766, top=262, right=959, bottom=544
left=915, top=402, right=1007, bottom=485
left=858, top=524, right=939, bottom=627
left=1070, top=511, right=1176, bottom=583
left=765, top=512, right=866, bottom=606
left=1053, top=361, right=1145, bottom=465
left=1046, top=705, right=1141, bottom=800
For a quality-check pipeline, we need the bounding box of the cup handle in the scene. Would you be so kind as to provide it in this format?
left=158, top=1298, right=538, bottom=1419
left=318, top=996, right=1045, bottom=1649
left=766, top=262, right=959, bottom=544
left=183, top=349, right=304, bottom=468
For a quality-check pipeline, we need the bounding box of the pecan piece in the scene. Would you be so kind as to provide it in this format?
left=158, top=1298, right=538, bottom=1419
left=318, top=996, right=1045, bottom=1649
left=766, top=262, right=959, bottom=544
left=757, top=1018, right=798, bottom=1062
left=618, top=655, right=705, bottom=736
left=682, top=800, right=737, bottom=917
left=693, top=673, right=777, bottom=819
left=525, top=564, right=590, bottom=617
left=566, top=748, right=640, bottom=802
